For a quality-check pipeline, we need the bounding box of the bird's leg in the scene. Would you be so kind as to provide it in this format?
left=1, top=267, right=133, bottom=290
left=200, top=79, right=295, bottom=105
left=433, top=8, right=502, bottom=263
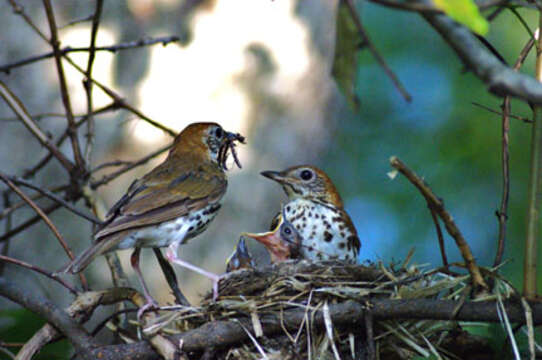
left=166, top=242, right=221, bottom=300
left=130, top=248, right=159, bottom=319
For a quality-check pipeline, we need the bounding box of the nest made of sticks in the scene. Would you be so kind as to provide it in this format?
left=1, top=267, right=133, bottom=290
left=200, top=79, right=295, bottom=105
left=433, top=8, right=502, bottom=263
left=138, top=259, right=512, bottom=360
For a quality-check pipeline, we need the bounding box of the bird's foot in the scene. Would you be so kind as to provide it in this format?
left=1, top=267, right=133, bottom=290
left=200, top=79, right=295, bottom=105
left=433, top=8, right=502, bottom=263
left=137, top=298, right=159, bottom=321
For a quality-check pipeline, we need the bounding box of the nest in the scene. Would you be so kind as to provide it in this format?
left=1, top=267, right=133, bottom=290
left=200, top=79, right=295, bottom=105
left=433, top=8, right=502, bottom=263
left=139, top=259, right=512, bottom=359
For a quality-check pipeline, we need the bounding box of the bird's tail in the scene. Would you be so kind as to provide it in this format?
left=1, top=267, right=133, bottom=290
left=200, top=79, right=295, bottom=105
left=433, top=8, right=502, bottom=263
left=59, top=240, right=112, bottom=274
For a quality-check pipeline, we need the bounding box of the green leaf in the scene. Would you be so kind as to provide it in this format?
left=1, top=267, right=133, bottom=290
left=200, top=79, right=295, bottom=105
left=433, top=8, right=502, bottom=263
left=332, top=2, right=360, bottom=111
left=433, top=0, right=489, bottom=35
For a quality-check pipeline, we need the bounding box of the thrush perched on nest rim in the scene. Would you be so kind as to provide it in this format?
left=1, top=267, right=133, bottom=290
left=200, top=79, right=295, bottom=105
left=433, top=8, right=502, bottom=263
left=261, top=165, right=360, bottom=263
left=63, top=122, right=245, bottom=316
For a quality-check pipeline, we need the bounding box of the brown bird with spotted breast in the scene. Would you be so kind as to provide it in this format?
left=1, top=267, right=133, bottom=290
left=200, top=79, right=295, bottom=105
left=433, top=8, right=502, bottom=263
left=64, top=122, right=245, bottom=315
left=261, top=165, right=360, bottom=263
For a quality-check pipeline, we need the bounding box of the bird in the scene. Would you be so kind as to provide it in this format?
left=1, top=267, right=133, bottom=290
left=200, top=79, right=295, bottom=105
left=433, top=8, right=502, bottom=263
left=63, top=122, right=245, bottom=316
left=243, top=207, right=302, bottom=263
left=225, top=237, right=255, bottom=272
left=261, top=165, right=360, bottom=263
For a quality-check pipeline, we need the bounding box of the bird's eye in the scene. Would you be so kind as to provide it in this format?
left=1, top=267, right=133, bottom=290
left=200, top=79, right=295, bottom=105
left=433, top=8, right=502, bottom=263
left=300, top=169, right=313, bottom=181
left=283, top=226, right=292, bottom=235
left=214, top=127, right=223, bottom=138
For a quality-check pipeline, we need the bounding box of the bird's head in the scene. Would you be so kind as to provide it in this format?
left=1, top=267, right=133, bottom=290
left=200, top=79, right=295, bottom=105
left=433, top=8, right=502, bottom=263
left=261, top=165, right=343, bottom=207
left=170, top=122, right=245, bottom=169
left=242, top=211, right=302, bottom=263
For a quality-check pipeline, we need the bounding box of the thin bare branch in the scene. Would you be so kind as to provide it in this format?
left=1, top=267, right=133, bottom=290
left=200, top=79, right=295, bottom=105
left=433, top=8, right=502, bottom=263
left=1, top=173, right=101, bottom=225
left=42, top=0, right=85, bottom=172
left=389, top=156, right=488, bottom=292
left=0, top=254, right=77, bottom=294
left=83, top=0, right=104, bottom=165
left=428, top=204, right=449, bottom=268
left=344, top=0, right=412, bottom=102
left=90, top=143, right=173, bottom=189
left=472, top=101, right=532, bottom=123
left=523, top=11, right=542, bottom=299
left=494, top=96, right=510, bottom=267
left=0, top=185, right=68, bottom=220
left=23, top=102, right=120, bottom=180
left=6, top=0, right=48, bottom=42
left=0, top=80, right=75, bottom=173
left=0, top=203, right=61, bottom=243
left=0, top=35, right=180, bottom=74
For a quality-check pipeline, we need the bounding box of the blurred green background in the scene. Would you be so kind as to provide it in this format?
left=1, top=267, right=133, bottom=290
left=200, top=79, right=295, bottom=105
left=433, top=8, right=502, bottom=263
left=0, top=0, right=541, bottom=358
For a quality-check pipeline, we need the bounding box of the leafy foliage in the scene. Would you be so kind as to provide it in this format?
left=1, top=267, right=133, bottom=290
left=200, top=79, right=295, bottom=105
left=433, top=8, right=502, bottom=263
left=433, top=0, right=489, bottom=35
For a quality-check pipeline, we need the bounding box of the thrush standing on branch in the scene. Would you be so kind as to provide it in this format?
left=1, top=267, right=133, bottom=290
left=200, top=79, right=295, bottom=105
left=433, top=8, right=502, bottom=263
left=261, top=165, right=360, bottom=263
left=64, top=122, right=245, bottom=314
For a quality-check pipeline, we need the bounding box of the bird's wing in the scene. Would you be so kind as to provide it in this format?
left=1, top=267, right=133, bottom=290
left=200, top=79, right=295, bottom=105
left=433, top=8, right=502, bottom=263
left=95, top=161, right=226, bottom=240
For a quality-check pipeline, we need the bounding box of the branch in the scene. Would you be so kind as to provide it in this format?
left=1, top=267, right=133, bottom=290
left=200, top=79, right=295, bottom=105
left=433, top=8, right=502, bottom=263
left=417, top=0, right=542, bottom=104
left=42, top=0, right=85, bottom=173
left=0, top=173, right=101, bottom=225
left=0, top=203, right=61, bottom=243
left=0, top=278, right=98, bottom=359
left=16, top=288, right=140, bottom=360
left=523, top=10, right=542, bottom=299
left=389, top=156, right=489, bottom=291
left=82, top=0, right=104, bottom=168
left=0, top=254, right=77, bottom=294
left=90, top=143, right=173, bottom=189
left=0, top=35, right=181, bottom=74
left=0, top=80, right=75, bottom=173
left=344, top=0, right=412, bottom=102
left=75, top=298, right=542, bottom=359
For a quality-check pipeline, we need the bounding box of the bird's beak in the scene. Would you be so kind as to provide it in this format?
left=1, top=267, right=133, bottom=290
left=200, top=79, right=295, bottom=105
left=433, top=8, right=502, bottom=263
left=225, top=237, right=253, bottom=272
left=242, top=228, right=291, bottom=263
left=260, top=170, right=287, bottom=184
left=225, top=131, right=246, bottom=144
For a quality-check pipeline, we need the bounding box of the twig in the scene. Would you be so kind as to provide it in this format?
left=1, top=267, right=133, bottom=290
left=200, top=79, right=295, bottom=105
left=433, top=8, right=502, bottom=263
left=0, top=184, right=68, bottom=220
left=0, top=203, right=61, bottom=243
left=0, top=192, right=12, bottom=275
left=0, top=174, right=73, bottom=258
left=0, top=35, right=181, bottom=74
left=0, top=174, right=89, bottom=291
left=389, top=156, right=489, bottom=292
left=523, top=12, right=542, bottom=299
left=472, top=102, right=532, bottom=123
left=1, top=174, right=101, bottom=225
left=23, top=102, right=120, bottom=179
left=43, top=0, right=86, bottom=173
left=90, top=143, right=173, bottom=189
left=0, top=278, right=98, bottom=358
left=494, top=96, right=510, bottom=268
left=344, top=0, right=412, bottom=102
left=83, top=0, right=104, bottom=166
left=0, top=254, right=77, bottom=294
left=0, top=80, right=75, bottom=173
left=61, top=55, right=177, bottom=137
left=428, top=204, right=448, bottom=267
left=6, top=0, right=49, bottom=43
